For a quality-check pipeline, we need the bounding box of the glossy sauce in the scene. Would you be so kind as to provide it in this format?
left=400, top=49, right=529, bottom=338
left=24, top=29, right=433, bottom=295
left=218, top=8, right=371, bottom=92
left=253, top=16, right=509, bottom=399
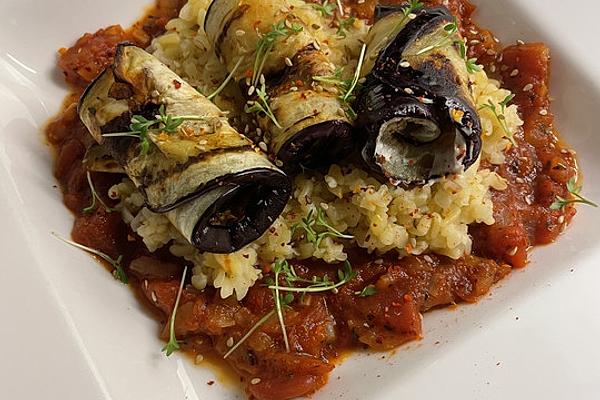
left=45, top=0, right=577, bottom=398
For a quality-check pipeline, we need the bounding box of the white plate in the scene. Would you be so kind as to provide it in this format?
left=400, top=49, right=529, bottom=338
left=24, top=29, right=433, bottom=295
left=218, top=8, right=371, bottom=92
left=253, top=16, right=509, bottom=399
left=1, top=1, right=599, bottom=399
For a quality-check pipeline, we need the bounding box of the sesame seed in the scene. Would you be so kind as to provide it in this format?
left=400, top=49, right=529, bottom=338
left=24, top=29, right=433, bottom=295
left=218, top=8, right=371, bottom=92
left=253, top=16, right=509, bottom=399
left=313, top=41, right=321, bottom=50
left=151, top=291, right=157, bottom=303
left=358, top=77, right=366, bottom=84
left=497, top=54, right=504, bottom=63
left=469, top=29, right=478, bottom=35
left=290, top=86, right=298, bottom=92
left=558, top=215, right=565, bottom=224
left=507, top=247, right=518, bottom=256
left=363, top=322, right=370, bottom=328
left=525, top=195, right=534, bottom=205
left=235, top=29, right=246, bottom=37
left=515, top=177, right=525, bottom=184
left=539, top=109, right=548, bottom=116
left=248, top=86, right=255, bottom=96
left=251, top=378, right=261, bottom=385
left=523, top=83, right=534, bottom=92
left=510, top=69, right=519, bottom=77
left=143, top=280, right=148, bottom=290
left=400, top=61, right=411, bottom=68
left=285, top=57, right=293, bottom=67
left=244, top=124, right=250, bottom=134
left=258, top=141, right=268, bottom=152
left=408, top=13, right=417, bottom=19
left=517, top=39, right=525, bottom=45
left=226, top=337, right=234, bottom=347
left=195, top=354, right=204, bottom=364
left=470, top=39, right=481, bottom=45
left=256, top=127, right=262, bottom=136
left=337, top=108, right=346, bottom=117
left=275, top=159, right=284, bottom=167
left=404, top=87, right=414, bottom=95
left=486, top=49, right=495, bottom=56
left=424, top=255, right=433, bottom=263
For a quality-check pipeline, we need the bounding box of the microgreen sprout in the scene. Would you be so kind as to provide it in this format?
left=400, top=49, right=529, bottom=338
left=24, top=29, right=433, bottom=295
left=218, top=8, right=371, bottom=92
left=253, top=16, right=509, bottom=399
left=479, top=93, right=516, bottom=145
left=252, top=19, right=303, bottom=86
left=102, top=105, right=206, bottom=155
left=291, top=206, right=354, bottom=248
left=356, top=285, right=377, bottom=297
left=336, top=16, right=356, bottom=38
left=415, top=18, right=459, bottom=56
left=162, top=266, right=189, bottom=356
left=244, top=80, right=282, bottom=129
left=455, top=39, right=482, bottom=74
left=52, top=232, right=127, bottom=283
left=267, top=260, right=356, bottom=294
left=207, top=56, right=245, bottom=101
left=82, top=171, right=116, bottom=214
left=551, top=177, right=598, bottom=211
left=313, top=0, right=336, bottom=17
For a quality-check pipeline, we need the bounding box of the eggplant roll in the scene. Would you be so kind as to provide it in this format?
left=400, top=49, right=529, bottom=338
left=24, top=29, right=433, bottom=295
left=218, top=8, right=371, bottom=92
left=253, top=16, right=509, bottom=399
left=205, top=0, right=354, bottom=172
left=356, top=6, right=482, bottom=186
left=78, top=44, right=291, bottom=253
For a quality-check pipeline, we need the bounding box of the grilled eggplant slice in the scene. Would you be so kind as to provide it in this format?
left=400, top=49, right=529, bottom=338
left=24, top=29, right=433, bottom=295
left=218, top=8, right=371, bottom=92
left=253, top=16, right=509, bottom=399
left=78, top=44, right=291, bottom=253
left=357, top=6, right=482, bottom=185
left=205, top=0, right=354, bottom=172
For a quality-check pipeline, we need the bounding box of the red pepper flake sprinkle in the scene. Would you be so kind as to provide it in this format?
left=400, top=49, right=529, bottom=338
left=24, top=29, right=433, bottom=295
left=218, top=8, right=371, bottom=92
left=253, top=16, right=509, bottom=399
left=173, top=80, right=182, bottom=89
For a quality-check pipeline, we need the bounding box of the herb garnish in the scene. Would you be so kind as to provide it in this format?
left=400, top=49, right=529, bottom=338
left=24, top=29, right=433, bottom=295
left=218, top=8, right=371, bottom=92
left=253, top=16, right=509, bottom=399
left=267, top=260, right=356, bottom=294
left=102, top=105, right=207, bottom=155
left=357, top=285, right=377, bottom=297
left=291, top=206, right=354, bottom=247
left=245, top=79, right=282, bottom=129
left=163, top=266, right=188, bottom=356
left=455, top=39, right=481, bottom=74
left=415, top=18, right=459, bottom=56
left=479, top=94, right=516, bottom=145
left=252, top=19, right=303, bottom=87
left=225, top=259, right=356, bottom=358
left=551, top=177, right=598, bottom=210
left=313, top=43, right=367, bottom=119
left=52, top=232, right=128, bottom=283
left=82, top=171, right=116, bottom=214
left=313, top=0, right=336, bottom=17
left=336, top=16, right=356, bottom=38
left=207, top=56, right=245, bottom=101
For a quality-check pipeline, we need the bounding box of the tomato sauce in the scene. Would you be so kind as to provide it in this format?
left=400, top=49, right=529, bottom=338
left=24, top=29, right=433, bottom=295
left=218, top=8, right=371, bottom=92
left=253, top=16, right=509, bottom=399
left=44, top=0, right=578, bottom=398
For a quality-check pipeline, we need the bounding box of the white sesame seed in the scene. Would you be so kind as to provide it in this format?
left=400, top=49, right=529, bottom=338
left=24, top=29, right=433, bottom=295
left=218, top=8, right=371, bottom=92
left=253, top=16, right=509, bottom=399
left=525, top=195, right=534, bottom=205
left=497, top=54, right=504, bottom=63
left=258, top=141, right=268, bottom=152
left=195, top=354, right=204, bottom=364
left=143, top=280, right=148, bottom=290
left=251, top=378, right=261, bottom=385
left=419, top=97, right=434, bottom=104
left=226, top=337, right=234, bottom=347
left=245, top=77, right=251, bottom=86
left=486, top=49, right=495, bottom=56
left=517, top=39, right=525, bottom=45
left=313, top=41, right=321, bottom=50
left=515, top=177, right=525, bottom=184
left=424, top=255, right=433, bottom=263
left=507, top=246, right=518, bottom=256
left=558, top=215, right=565, bottom=224
left=539, top=109, right=548, bottom=116
left=469, top=29, right=478, bottom=35
left=290, top=86, right=298, bottom=92
left=256, top=127, right=262, bottom=136
left=358, top=77, right=366, bottom=84
left=151, top=291, right=157, bottom=303
left=244, top=124, right=250, bottom=134
left=275, top=159, right=284, bottom=167
left=510, top=69, right=519, bottom=77
left=408, top=13, right=417, bottom=19
left=523, top=83, right=534, bottom=92
left=235, top=29, right=246, bottom=37
left=404, top=87, right=414, bottom=95
left=248, top=86, right=256, bottom=96
left=400, top=61, right=411, bottom=68
left=363, top=322, right=370, bottom=328
left=285, top=57, right=293, bottom=67
left=490, top=64, right=497, bottom=73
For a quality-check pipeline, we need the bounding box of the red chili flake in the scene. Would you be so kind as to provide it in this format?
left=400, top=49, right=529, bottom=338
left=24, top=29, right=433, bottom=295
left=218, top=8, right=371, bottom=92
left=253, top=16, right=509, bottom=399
left=245, top=69, right=253, bottom=78
left=295, top=79, right=304, bottom=87
left=403, top=294, right=414, bottom=302
left=173, top=80, right=182, bottom=89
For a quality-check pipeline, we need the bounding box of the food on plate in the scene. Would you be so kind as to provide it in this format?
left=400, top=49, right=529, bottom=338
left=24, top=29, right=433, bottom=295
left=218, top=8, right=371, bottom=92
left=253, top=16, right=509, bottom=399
left=79, top=44, right=291, bottom=253
left=45, top=0, right=596, bottom=399
left=204, top=0, right=355, bottom=172
left=357, top=6, right=481, bottom=185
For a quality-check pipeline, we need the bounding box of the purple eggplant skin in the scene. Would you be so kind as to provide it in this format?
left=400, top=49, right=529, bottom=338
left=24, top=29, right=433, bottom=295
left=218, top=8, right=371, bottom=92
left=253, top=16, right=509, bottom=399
left=277, top=120, right=355, bottom=174
left=356, top=6, right=482, bottom=186
left=192, top=173, right=291, bottom=254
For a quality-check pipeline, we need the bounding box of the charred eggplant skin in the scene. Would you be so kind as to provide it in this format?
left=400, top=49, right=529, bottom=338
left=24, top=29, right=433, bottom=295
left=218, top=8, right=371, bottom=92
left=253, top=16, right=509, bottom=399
left=356, top=6, right=482, bottom=186
left=78, top=44, right=291, bottom=254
